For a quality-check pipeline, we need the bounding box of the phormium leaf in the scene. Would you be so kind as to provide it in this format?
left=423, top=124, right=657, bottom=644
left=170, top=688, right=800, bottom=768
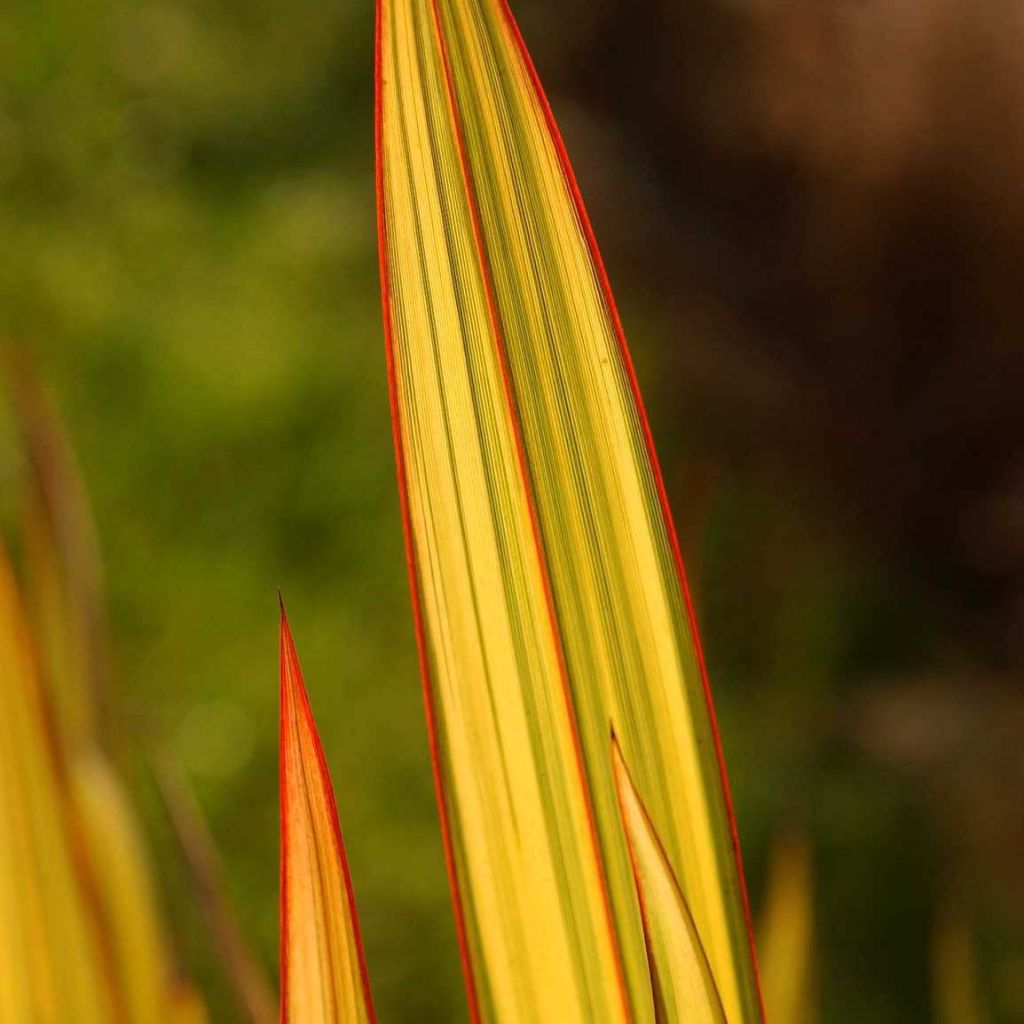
left=279, top=601, right=376, bottom=1024
left=376, top=1, right=763, bottom=1020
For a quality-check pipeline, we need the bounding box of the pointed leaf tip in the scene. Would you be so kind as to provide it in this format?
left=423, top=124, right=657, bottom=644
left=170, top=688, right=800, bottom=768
left=279, top=612, right=376, bottom=1024
left=612, top=737, right=727, bottom=1024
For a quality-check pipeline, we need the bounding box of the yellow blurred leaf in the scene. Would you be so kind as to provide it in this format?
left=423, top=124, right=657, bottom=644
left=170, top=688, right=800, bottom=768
left=167, top=983, right=210, bottom=1024
left=612, top=736, right=726, bottom=1024
left=0, top=542, right=116, bottom=1022
left=758, top=833, right=816, bottom=1024
left=3, top=358, right=203, bottom=1022
left=71, top=751, right=173, bottom=1024
left=279, top=603, right=377, bottom=1024
left=933, top=900, right=987, bottom=1024
left=376, top=1, right=762, bottom=1020
left=6, top=354, right=110, bottom=754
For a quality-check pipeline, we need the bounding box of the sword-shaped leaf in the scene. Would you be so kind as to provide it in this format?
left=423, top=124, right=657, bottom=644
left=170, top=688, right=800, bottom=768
left=376, top=1, right=762, bottom=1020
left=279, top=603, right=376, bottom=1024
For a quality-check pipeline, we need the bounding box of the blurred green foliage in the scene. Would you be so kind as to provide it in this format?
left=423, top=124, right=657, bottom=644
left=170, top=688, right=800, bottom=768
left=1, top=0, right=1019, bottom=1022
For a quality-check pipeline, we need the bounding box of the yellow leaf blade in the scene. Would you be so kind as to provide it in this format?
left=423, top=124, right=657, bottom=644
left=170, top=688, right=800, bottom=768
left=279, top=603, right=377, bottom=1024
left=377, top=1, right=628, bottom=1018
left=612, top=736, right=727, bottom=1024
left=377, top=1, right=762, bottom=1021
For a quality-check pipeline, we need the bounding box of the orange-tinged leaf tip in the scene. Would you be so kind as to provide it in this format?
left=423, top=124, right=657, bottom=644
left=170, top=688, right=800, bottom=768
left=279, top=609, right=376, bottom=1024
left=612, top=736, right=727, bottom=1024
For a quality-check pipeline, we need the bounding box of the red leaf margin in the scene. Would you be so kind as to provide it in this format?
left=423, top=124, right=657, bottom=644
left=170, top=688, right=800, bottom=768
left=279, top=599, right=377, bottom=1024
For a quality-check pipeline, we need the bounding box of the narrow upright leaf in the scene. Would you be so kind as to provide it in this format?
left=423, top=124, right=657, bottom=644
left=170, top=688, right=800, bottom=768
left=612, top=736, right=726, bottom=1024
left=279, top=603, right=377, bottom=1024
left=6, top=354, right=110, bottom=753
left=157, top=760, right=277, bottom=1024
left=932, top=900, right=987, bottom=1024
left=376, top=1, right=762, bottom=1021
left=70, top=751, right=176, bottom=1024
left=758, top=833, right=816, bottom=1024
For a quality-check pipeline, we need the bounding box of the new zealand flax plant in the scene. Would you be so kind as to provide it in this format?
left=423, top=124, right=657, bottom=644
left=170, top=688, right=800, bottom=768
left=1, top=2, right=768, bottom=1022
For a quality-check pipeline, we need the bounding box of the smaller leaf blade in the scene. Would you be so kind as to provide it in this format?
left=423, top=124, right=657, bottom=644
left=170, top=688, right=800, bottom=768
left=612, top=735, right=726, bottom=1024
left=279, top=602, right=376, bottom=1024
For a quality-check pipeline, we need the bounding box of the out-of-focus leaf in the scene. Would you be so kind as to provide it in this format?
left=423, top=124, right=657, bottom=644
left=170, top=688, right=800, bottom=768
left=156, top=760, right=276, bottom=1024
left=612, top=736, right=726, bottom=1024
left=3, top=357, right=204, bottom=1023
left=933, top=900, right=987, bottom=1024
left=0, top=541, right=116, bottom=1022
left=758, top=833, right=816, bottom=1024
left=19, top=492, right=96, bottom=752
left=279, top=603, right=377, bottom=1024
left=168, top=983, right=211, bottom=1024
left=71, top=751, right=174, bottom=1024
left=6, top=354, right=109, bottom=753
left=376, top=1, right=762, bottom=1020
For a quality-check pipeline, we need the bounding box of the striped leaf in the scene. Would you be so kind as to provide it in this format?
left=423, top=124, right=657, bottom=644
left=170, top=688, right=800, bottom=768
left=612, top=736, right=726, bottom=1024
left=375, top=1, right=762, bottom=1021
left=279, top=603, right=377, bottom=1024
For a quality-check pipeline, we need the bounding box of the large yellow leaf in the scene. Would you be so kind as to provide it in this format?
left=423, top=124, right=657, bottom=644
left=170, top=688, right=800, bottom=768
left=612, top=736, right=726, bottom=1024
left=376, top=1, right=762, bottom=1021
left=279, top=603, right=377, bottom=1024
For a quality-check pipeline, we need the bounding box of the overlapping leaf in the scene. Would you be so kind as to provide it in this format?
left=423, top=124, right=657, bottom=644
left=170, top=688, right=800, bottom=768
left=376, top=1, right=762, bottom=1020
left=279, top=604, right=376, bottom=1024
left=1, top=359, right=201, bottom=1023
left=612, top=737, right=726, bottom=1024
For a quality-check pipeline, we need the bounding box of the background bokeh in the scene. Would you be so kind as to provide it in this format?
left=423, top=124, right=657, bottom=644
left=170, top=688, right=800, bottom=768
left=1, top=0, right=1021, bottom=1020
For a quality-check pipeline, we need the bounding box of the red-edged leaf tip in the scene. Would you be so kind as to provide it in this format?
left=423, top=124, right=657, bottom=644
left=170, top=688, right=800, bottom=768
left=279, top=610, right=376, bottom=1024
